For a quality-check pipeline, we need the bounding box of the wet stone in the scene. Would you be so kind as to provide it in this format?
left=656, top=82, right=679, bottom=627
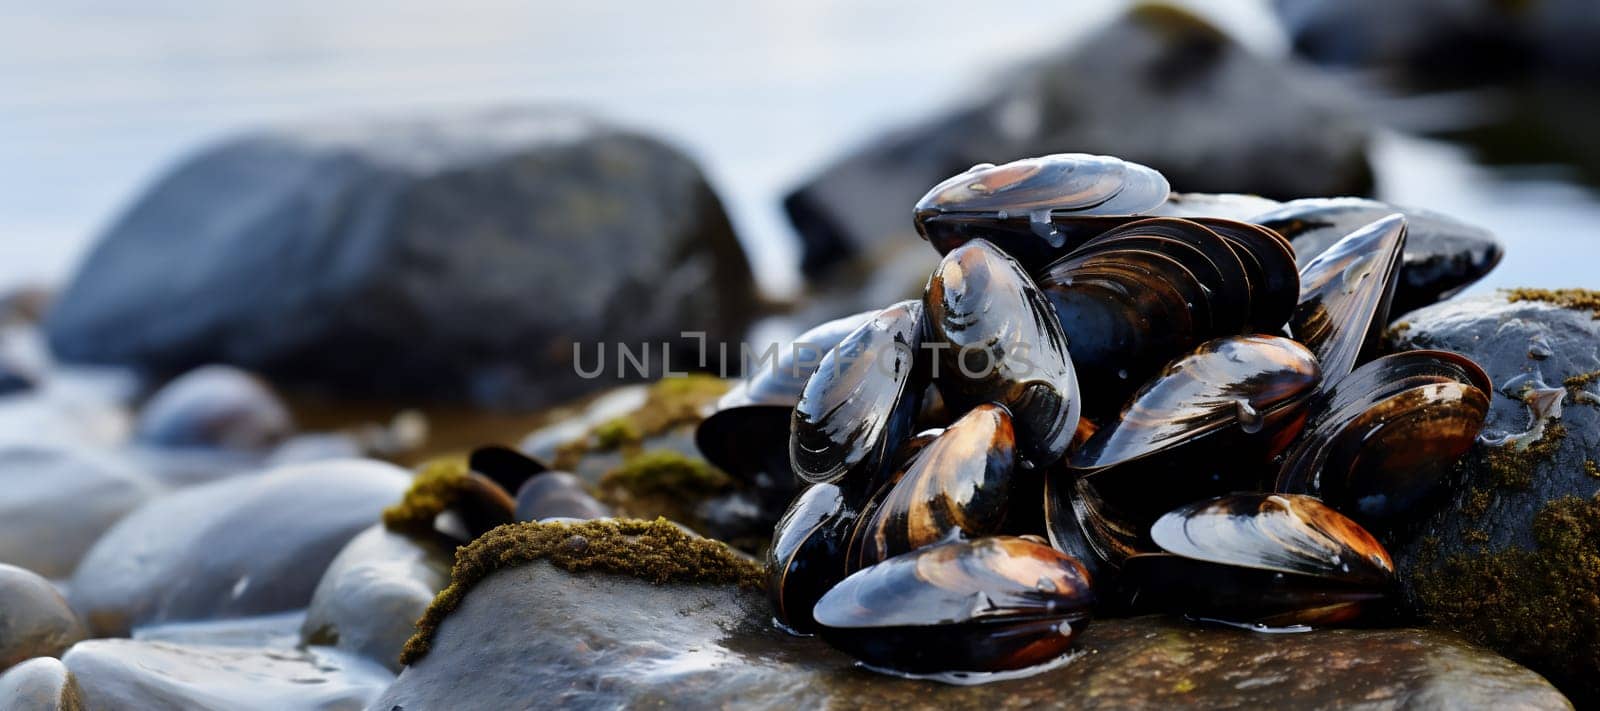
left=300, top=525, right=451, bottom=671
left=1387, top=292, right=1600, bottom=704
left=66, top=459, right=410, bottom=636
left=0, top=446, right=159, bottom=579
left=133, top=364, right=294, bottom=451
left=0, top=565, right=86, bottom=671
left=60, top=639, right=392, bottom=711
left=0, top=657, right=82, bottom=711
left=376, top=563, right=1569, bottom=710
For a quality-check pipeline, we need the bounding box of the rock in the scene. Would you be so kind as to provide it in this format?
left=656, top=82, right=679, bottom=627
left=134, top=365, right=294, bottom=451
left=785, top=3, right=1372, bottom=279
left=67, top=459, right=409, bottom=636
left=132, top=611, right=306, bottom=650
left=301, top=525, right=451, bottom=671
left=376, top=561, right=1570, bottom=710
left=1386, top=290, right=1600, bottom=705
left=1276, top=0, right=1600, bottom=79
left=44, top=108, right=758, bottom=409
left=0, top=657, right=82, bottom=711
left=60, top=639, right=391, bottom=710
left=0, top=565, right=86, bottom=670
left=0, top=446, right=159, bottom=578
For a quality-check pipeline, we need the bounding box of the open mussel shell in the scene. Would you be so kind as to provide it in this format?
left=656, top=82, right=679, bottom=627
left=1121, top=493, right=1396, bottom=627
left=791, top=300, right=925, bottom=486
left=847, top=404, right=1016, bottom=571
left=1276, top=350, right=1492, bottom=522
left=1252, top=197, right=1502, bottom=316
left=914, top=154, right=1169, bottom=269
left=926, top=240, right=1080, bottom=467
left=515, top=470, right=611, bottom=522
left=767, top=481, right=860, bottom=634
left=812, top=536, right=1094, bottom=674
left=1290, top=214, right=1408, bottom=387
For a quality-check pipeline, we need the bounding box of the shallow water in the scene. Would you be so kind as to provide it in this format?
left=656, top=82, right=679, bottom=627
left=1, top=0, right=1594, bottom=300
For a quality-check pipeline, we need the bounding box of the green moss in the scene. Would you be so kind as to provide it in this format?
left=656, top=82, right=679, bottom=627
left=1483, top=423, right=1566, bottom=490
left=398, top=518, right=763, bottom=665
left=383, top=457, right=472, bottom=536
left=1412, top=495, right=1600, bottom=702
left=1505, top=287, right=1600, bottom=318
left=1462, top=487, right=1493, bottom=518
left=591, top=417, right=641, bottom=449
left=1586, top=460, right=1600, bottom=479
left=599, top=450, right=732, bottom=497
left=552, top=375, right=731, bottom=469
left=1566, top=370, right=1600, bottom=390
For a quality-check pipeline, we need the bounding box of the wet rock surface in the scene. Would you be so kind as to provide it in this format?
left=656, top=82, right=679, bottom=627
left=67, top=459, right=409, bottom=636
left=785, top=4, right=1372, bottom=279
left=0, top=446, right=159, bottom=578
left=300, top=525, right=451, bottom=671
left=43, top=108, right=759, bottom=408
left=133, top=365, right=294, bottom=451
left=0, top=565, right=86, bottom=670
left=1386, top=292, right=1600, bottom=704
left=60, top=639, right=392, bottom=710
left=0, top=657, right=82, bottom=711
left=377, top=562, right=1569, bottom=710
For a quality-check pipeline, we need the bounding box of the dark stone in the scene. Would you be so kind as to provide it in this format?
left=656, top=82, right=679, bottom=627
left=0, top=446, right=159, bottom=578
left=44, top=108, right=759, bottom=408
left=0, top=565, right=86, bottom=670
left=300, top=525, right=451, bottom=671
left=60, top=639, right=391, bottom=710
left=375, top=562, right=1569, bottom=710
left=785, top=4, right=1372, bottom=279
left=134, top=365, right=294, bottom=451
left=66, top=459, right=409, bottom=636
left=0, top=658, right=81, bottom=711
left=1276, top=0, right=1600, bottom=80
left=1386, top=292, right=1600, bottom=704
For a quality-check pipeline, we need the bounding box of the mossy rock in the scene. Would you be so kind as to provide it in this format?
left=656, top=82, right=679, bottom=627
left=1387, top=292, right=1600, bottom=703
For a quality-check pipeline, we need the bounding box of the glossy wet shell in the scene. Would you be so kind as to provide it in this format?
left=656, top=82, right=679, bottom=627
left=1291, top=214, right=1408, bottom=387
left=848, top=404, right=1016, bottom=570
left=1149, top=493, right=1395, bottom=585
left=926, top=240, right=1080, bottom=467
left=1068, top=336, right=1321, bottom=473
left=719, top=310, right=877, bottom=410
left=469, top=445, right=550, bottom=496
left=1276, top=350, right=1492, bottom=521
left=767, top=481, right=858, bottom=633
left=790, top=300, right=924, bottom=485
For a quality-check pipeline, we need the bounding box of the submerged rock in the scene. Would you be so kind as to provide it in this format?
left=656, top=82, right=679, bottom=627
left=301, top=525, right=451, bottom=671
left=0, top=446, right=159, bottom=578
left=0, top=565, right=86, bottom=670
left=133, top=365, right=294, bottom=451
left=377, top=559, right=1569, bottom=709
left=0, top=657, right=82, bottom=711
left=1387, top=291, right=1600, bottom=704
left=786, top=3, right=1372, bottom=278
left=44, top=108, right=758, bottom=408
left=67, top=459, right=409, bottom=636
left=60, top=639, right=391, bottom=710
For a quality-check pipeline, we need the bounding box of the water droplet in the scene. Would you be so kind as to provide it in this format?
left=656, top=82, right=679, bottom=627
left=996, top=209, right=1010, bottom=220
left=1235, top=399, right=1263, bottom=434
left=1027, top=209, right=1063, bottom=248
left=1036, top=576, right=1057, bottom=593
left=1116, top=369, right=1129, bottom=380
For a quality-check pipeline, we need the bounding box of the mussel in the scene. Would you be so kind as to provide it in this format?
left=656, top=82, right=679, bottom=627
left=812, top=536, right=1094, bottom=675
left=1276, top=350, right=1491, bottom=522
left=767, top=481, right=860, bottom=633
left=1120, top=493, right=1397, bottom=627
left=1289, top=214, right=1408, bottom=387
left=914, top=154, right=1169, bottom=270
left=1063, top=336, right=1321, bottom=560
left=1252, top=197, right=1502, bottom=316
left=847, top=403, right=1016, bottom=570
left=791, top=301, right=924, bottom=486
left=925, top=240, right=1080, bottom=467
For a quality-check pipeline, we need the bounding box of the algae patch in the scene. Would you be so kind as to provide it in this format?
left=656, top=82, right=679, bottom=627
left=383, top=457, right=472, bottom=536
left=1483, top=423, right=1566, bottom=490
left=598, top=450, right=733, bottom=529
left=552, top=374, right=729, bottom=468
left=399, top=518, right=763, bottom=665
left=1505, top=287, right=1600, bottom=318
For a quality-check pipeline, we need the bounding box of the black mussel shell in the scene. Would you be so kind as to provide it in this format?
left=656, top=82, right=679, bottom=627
left=1045, top=473, right=1145, bottom=573
left=914, top=154, right=1168, bottom=269
left=1252, top=197, right=1502, bottom=316
left=469, top=445, right=550, bottom=496
left=1152, top=192, right=1284, bottom=221
left=1291, top=214, right=1408, bottom=388
left=1122, top=493, right=1396, bottom=627
left=813, top=536, right=1094, bottom=674
left=791, top=300, right=925, bottom=486
left=767, top=481, right=859, bottom=633
left=1276, top=350, right=1491, bottom=522
left=1190, top=217, right=1299, bottom=333
left=926, top=240, right=1080, bottom=467
left=718, top=309, right=877, bottom=411
left=847, top=404, right=1016, bottom=570
left=514, top=471, right=611, bottom=522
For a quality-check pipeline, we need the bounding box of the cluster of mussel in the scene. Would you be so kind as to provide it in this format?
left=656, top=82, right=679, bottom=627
left=696, top=153, right=1497, bottom=679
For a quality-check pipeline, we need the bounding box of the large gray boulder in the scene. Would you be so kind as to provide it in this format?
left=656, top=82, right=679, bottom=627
left=45, top=109, right=759, bottom=408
